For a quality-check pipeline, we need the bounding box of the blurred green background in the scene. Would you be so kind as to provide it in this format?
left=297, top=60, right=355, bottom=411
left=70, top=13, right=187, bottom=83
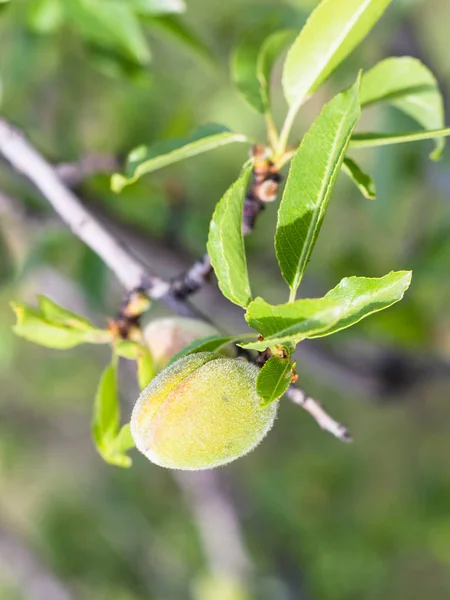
left=1, top=0, right=450, bottom=599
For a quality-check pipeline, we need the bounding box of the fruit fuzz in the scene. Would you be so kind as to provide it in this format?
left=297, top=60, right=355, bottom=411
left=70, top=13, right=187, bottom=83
left=131, top=352, right=278, bottom=470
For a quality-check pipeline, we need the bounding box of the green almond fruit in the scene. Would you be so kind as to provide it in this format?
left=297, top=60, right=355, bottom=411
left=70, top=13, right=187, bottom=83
left=130, top=352, right=278, bottom=470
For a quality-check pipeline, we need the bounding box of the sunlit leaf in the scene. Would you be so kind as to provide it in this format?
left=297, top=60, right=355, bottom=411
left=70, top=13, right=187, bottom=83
left=137, top=346, right=155, bottom=389
left=257, top=357, right=293, bottom=406
left=112, top=124, right=249, bottom=192
left=360, top=56, right=446, bottom=159
left=282, top=0, right=392, bottom=118
left=232, top=16, right=294, bottom=113
left=350, top=127, right=450, bottom=149
left=241, top=271, right=412, bottom=351
left=275, top=77, right=360, bottom=299
left=207, top=168, right=253, bottom=308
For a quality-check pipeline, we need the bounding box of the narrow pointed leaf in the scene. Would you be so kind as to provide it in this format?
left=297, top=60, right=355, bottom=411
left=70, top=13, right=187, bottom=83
left=360, top=57, right=446, bottom=159
left=207, top=168, right=253, bottom=308
left=37, top=295, right=96, bottom=330
left=232, top=18, right=294, bottom=113
left=92, top=362, right=133, bottom=467
left=257, top=357, right=293, bottom=406
left=342, top=157, right=376, bottom=199
left=11, top=302, right=92, bottom=349
left=137, top=346, right=155, bottom=389
left=92, top=362, right=119, bottom=448
left=275, top=78, right=361, bottom=298
left=241, top=271, right=412, bottom=350
left=112, top=124, right=249, bottom=192
left=350, top=128, right=450, bottom=149
left=257, top=29, right=296, bottom=113
left=282, top=0, right=392, bottom=115
left=307, top=270, right=412, bottom=337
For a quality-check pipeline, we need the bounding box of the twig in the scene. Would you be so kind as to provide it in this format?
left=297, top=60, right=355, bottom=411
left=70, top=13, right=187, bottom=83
left=0, top=118, right=169, bottom=298
left=169, top=144, right=282, bottom=298
left=55, top=154, right=121, bottom=186
left=285, top=386, right=353, bottom=443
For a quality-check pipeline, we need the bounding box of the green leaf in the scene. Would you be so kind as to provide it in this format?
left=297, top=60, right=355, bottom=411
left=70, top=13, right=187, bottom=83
left=360, top=57, right=446, bottom=159
left=92, top=361, right=133, bottom=467
left=342, top=157, right=376, bottom=199
left=27, top=0, right=64, bottom=34
left=137, top=346, right=155, bottom=389
left=168, top=335, right=238, bottom=365
left=112, top=124, right=249, bottom=192
left=11, top=300, right=111, bottom=349
left=65, top=0, right=151, bottom=65
left=241, top=271, right=412, bottom=350
left=37, top=295, right=96, bottom=329
left=92, top=361, right=119, bottom=448
left=128, top=0, right=185, bottom=14
left=307, top=270, right=413, bottom=338
left=275, top=77, right=361, bottom=300
left=257, top=357, right=293, bottom=406
left=207, top=168, right=253, bottom=308
left=350, top=128, right=450, bottom=149
left=282, top=0, right=392, bottom=115
left=115, top=423, right=135, bottom=452
left=11, top=302, right=91, bottom=349
left=257, top=29, right=296, bottom=113
left=232, top=17, right=295, bottom=113
left=241, top=296, right=342, bottom=351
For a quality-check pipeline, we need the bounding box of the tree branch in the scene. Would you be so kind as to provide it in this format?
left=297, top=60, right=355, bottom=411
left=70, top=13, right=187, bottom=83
left=285, top=386, right=352, bottom=443
left=0, top=119, right=170, bottom=297
left=0, top=117, right=352, bottom=442
left=55, top=154, right=121, bottom=186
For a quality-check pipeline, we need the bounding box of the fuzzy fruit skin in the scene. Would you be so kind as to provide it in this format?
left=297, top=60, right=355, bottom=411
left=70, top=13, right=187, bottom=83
left=131, top=352, right=278, bottom=470
left=143, top=317, right=221, bottom=371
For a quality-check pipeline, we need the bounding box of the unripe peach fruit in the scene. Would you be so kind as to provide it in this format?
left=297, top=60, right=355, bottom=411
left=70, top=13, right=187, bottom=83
left=131, top=352, right=278, bottom=470
left=143, top=317, right=221, bottom=371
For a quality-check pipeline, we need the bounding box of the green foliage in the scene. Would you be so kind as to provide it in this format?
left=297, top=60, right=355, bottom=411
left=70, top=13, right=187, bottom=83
left=111, top=124, right=249, bottom=192
left=241, top=272, right=412, bottom=351
left=92, top=359, right=134, bottom=468
left=6, top=0, right=450, bottom=473
left=231, top=15, right=295, bottom=114
left=282, top=0, right=392, bottom=117
left=360, top=56, right=446, bottom=159
left=136, top=345, right=155, bottom=389
left=256, top=357, right=293, bottom=406
left=11, top=297, right=111, bottom=349
left=342, top=157, right=376, bottom=199
left=275, top=77, right=361, bottom=300
left=350, top=127, right=450, bottom=149
left=207, top=167, right=253, bottom=308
